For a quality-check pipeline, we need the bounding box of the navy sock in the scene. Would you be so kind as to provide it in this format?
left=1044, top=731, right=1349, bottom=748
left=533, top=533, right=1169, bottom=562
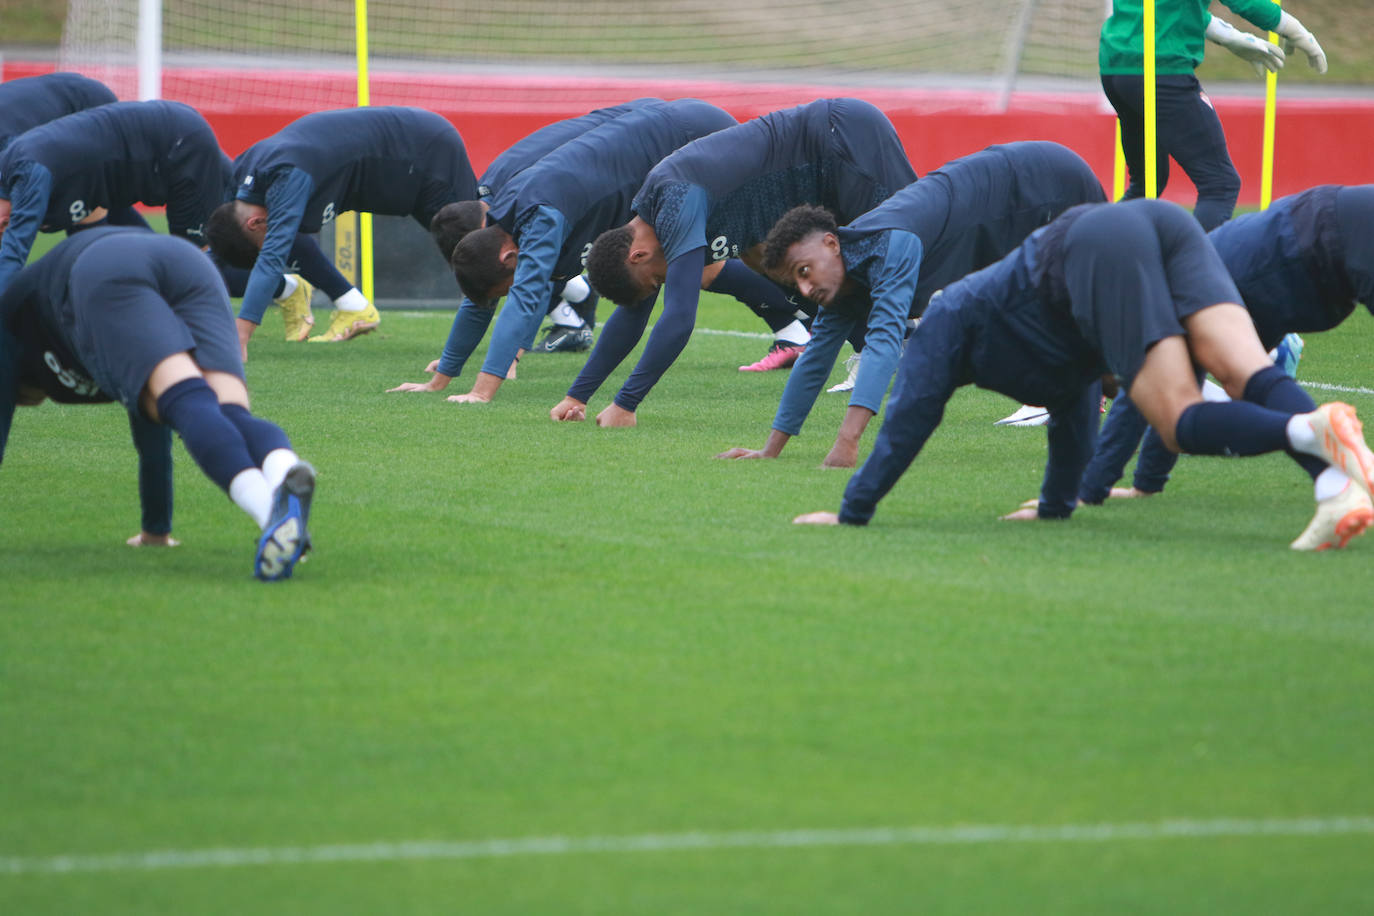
left=290, top=236, right=354, bottom=300
left=707, top=260, right=806, bottom=335
left=1242, top=364, right=1326, bottom=480
left=155, top=378, right=255, bottom=492
left=1174, top=401, right=1291, bottom=457
left=220, top=403, right=291, bottom=465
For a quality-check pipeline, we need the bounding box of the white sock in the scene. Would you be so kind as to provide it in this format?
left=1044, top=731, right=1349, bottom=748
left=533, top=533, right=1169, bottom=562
left=550, top=302, right=584, bottom=328
left=775, top=319, right=809, bottom=346
left=561, top=275, right=591, bottom=304
left=1201, top=378, right=1230, bottom=402
left=334, top=287, right=369, bottom=312
left=1315, top=466, right=1352, bottom=501
left=274, top=274, right=300, bottom=301
left=261, top=448, right=300, bottom=492
left=229, top=468, right=275, bottom=530
left=1287, top=413, right=1320, bottom=455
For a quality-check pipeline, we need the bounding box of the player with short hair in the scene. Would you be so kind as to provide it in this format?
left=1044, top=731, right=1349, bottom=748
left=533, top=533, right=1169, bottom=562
left=792, top=198, right=1374, bottom=551
left=718, top=142, right=1105, bottom=468
left=0, top=72, right=117, bottom=151
left=0, top=227, right=318, bottom=579
left=391, top=99, right=786, bottom=403
left=425, top=98, right=659, bottom=359
left=0, top=100, right=233, bottom=294
left=207, top=106, right=477, bottom=349
left=564, top=98, right=917, bottom=427
left=1100, top=0, right=1325, bottom=231
left=1078, top=184, right=1374, bottom=549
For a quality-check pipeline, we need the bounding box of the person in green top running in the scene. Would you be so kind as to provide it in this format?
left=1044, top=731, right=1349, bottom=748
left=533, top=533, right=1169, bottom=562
left=1099, top=0, right=1326, bottom=230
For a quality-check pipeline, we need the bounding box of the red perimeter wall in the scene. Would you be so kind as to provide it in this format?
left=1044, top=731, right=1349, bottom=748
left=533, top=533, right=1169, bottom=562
left=7, top=60, right=1373, bottom=206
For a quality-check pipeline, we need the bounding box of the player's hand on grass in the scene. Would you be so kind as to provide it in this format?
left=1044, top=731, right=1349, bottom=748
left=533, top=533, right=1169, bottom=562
left=235, top=317, right=257, bottom=362
left=127, top=531, right=181, bottom=547
left=715, top=446, right=771, bottom=459
left=999, top=506, right=1041, bottom=521
left=821, top=439, right=858, bottom=468
left=793, top=511, right=840, bottom=525
left=550, top=397, right=587, bottom=421
left=447, top=390, right=492, bottom=404
left=596, top=403, right=637, bottom=428
left=1108, top=486, right=1156, bottom=499
left=387, top=362, right=452, bottom=392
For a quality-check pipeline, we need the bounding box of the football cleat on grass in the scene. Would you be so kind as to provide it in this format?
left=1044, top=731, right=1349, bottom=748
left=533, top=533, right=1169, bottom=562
left=532, top=324, right=593, bottom=353
left=254, top=461, right=316, bottom=581
left=994, top=404, right=1050, bottom=427
left=740, top=341, right=804, bottom=372
left=1307, top=402, right=1374, bottom=497
left=1290, top=480, right=1374, bottom=551
left=277, top=275, right=315, bottom=341
left=828, top=353, right=861, bottom=393
left=309, top=302, right=380, bottom=342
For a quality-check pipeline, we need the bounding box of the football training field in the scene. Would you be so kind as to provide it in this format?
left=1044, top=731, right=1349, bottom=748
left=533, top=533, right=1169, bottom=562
left=3, top=284, right=1373, bottom=912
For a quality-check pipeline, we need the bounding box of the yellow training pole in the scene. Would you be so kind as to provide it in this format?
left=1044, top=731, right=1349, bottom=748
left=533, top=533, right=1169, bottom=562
left=1143, top=0, right=1157, bottom=198
left=355, top=0, right=374, bottom=303
left=1114, top=120, right=1127, bottom=200
left=1260, top=0, right=1282, bottom=209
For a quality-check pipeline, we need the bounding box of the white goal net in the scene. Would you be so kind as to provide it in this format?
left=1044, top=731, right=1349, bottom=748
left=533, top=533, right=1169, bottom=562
left=60, top=0, right=1109, bottom=112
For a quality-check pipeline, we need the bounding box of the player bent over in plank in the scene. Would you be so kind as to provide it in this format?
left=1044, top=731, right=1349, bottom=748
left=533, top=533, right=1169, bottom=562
left=0, top=71, right=116, bottom=151
left=0, top=228, right=317, bottom=580
left=425, top=99, right=659, bottom=358
left=395, top=100, right=798, bottom=405
left=1076, top=184, right=1374, bottom=549
left=717, top=141, right=1105, bottom=468
left=793, top=199, right=1374, bottom=550
left=207, top=106, right=477, bottom=350
left=567, top=97, right=918, bottom=427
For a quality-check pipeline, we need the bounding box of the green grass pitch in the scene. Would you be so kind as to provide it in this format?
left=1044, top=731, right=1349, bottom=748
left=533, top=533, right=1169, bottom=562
left=3, top=230, right=1374, bottom=913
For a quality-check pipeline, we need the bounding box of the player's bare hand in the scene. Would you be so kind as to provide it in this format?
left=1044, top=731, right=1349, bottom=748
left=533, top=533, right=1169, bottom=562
left=1108, top=486, right=1156, bottom=499
left=127, top=532, right=181, bottom=547
left=424, top=359, right=440, bottom=373
left=821, top=441, right=858, bottom=468
left=999, top=507, right=1041, bottom=521
left=596, top=403, right=637, bottom=428
left=447, top=391, right=492, bottom=404
left=793, top=511, right=841, bottom=525
left=235, top=317, right=257, bottom=362
left=388, top=364, right=452, bottom=393
left=550, top=397, right=587, bottom=421
left=715, top=447, right=770, bottom=460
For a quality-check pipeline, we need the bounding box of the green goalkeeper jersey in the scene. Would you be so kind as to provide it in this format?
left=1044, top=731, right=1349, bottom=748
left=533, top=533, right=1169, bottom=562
left=1099, top=0, right=1282, bottom=75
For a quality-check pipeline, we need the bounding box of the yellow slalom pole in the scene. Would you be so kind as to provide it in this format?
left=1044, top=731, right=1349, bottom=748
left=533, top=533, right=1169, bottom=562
left=1260, top=0, right=1282, bottom=209
left=1143, top=0, right=1157, bottom=198
left=1113, top=120, right=1127, bottom=200
left=355, top=0, right=374, bottom=303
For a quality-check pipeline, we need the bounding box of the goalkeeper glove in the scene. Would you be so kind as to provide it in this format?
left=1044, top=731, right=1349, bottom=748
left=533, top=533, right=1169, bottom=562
left=1275, top=10, right=1328, bottom=74
left=1205, top=16, right=1285, bottom=78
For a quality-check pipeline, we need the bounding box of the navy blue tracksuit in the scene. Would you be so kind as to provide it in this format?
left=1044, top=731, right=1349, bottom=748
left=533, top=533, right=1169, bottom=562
left=0, top=72, right=117, bottom=151
left=571, top=97, right=918, bottom=412
left=1079, top=184, right=1374, bottom=502
left=0, top=100, right=230, bottom=293
left=837, top=199, right=1242, bottom=526
left=438, top=100, right=736, bottom=383
left=231, top=106, right=477, bottom=322
left=774, top=141, right=1105, bottom=441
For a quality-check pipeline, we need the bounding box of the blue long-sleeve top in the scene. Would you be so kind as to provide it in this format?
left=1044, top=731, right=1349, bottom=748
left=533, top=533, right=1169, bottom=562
left=1209, top=184, right=1374, bottom=350
left=0, top=100, right=228, bottom=294
left=436, top=100, right=735, bottom=381
left=837, top=214, right=1108, bottom=525
left=0, top=72, right=117, bottom=151
left=476, top=98, right=659, bottom=201
left=582, top=98, right=917, bottom=411
left=0, top=225, right=172, bottom=533
left=232, top=106, right=476, bottom=323
left=774, top=141, right=1105, bottom=437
